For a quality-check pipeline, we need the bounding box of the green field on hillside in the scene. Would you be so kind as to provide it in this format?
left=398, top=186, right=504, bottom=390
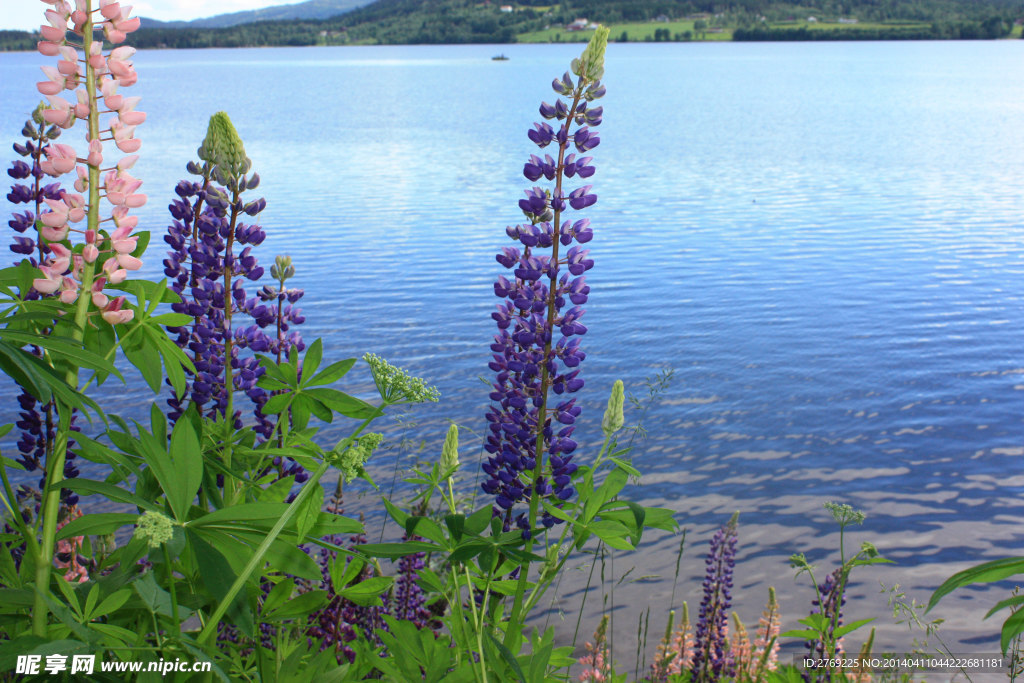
left=519, top=20, right=734, bottom=43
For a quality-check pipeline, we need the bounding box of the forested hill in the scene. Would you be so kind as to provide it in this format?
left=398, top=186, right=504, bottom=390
left=1, top=0, right=1021, bottom=49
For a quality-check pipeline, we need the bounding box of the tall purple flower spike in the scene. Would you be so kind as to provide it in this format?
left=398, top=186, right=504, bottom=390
left=482, top=33, right=607, bottom=534
left=163, top=113, right=304, bottom=449
left=691, top=513, right=739, bottom=682
left=6, top=106, right=81, bottom=507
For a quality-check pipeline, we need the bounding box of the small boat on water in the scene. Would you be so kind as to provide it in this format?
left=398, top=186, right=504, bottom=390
left=492, top=54, right=509, bottom=61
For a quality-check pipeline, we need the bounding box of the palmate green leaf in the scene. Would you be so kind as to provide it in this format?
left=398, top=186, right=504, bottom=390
left=927, top=556, right=1024, bottom=612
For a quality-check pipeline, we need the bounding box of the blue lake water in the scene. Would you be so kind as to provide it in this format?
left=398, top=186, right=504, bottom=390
left=3, top=41, right=1024, bottom=659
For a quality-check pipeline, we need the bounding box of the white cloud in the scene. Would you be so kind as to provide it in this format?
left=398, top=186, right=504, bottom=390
left=0, top=0, right=309, bottom=31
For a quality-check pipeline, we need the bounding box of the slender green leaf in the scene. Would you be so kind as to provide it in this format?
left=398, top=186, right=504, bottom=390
left=928, top=557, right=1024, bottom=611
left=56, top=513, right=139, bottom=540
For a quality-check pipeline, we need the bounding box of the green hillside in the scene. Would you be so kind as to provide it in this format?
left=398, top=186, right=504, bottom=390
left=1, top=0, right=1021, bottom=49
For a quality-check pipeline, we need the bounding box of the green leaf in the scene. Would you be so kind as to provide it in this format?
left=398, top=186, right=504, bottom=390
left=485, top=631, right=527, bottom=683
left=985, top=594, right=1024, bottom=619
left=589, top=520, right=635, bottom=550
left=262, top=393, right=292, bottom=415
left=264, top=589, right=328, bottom=621
left=331, top=556, right=366, bottom=595
left=0, top=330, right=121, bottom=380
left=164, top=417, right=203, bottom=522
left=123, top=335, right=163, bottom=393
left=188, top=529, right=254, bottom=638
left=89, top=589, right=132, bottom=620
left=304, top=388, right=378, bottom=419
left=295, top=484, right=323, bottom=543
left=300, top=338, right=324, bottom=383
left=148, top=313, right=195, bottom=327
left=1001, top=607, right=1024, bottom=655
left=339, top=576, right=393, bottom=607
left=306, top=358, right=356, bottom=387
left=56, top=513, right=139, bottom=540
left=779, top=628, right=819, bottom=639
left=833, top=617, right=874, bottom=638
left=464, top=506, right=493, bottom=535
left=54, top=479, right=158, bottom=512
left=607, top=456, right=641, bottom=477
left=928, top=557, right=1024, bottom=612
left=444, top=514, right=465, bottom=543
left=358, top=542, right=440, bottom=559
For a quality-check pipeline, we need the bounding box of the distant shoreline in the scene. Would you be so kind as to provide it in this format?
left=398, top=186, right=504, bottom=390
left=1, top=18, right=1020, bottom=52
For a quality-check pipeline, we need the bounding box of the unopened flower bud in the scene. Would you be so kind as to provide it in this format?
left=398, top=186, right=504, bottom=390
left=601, top=379, right=624, bottom=437
left=198, top=111, right=249, bottom=182
left=441, top=423, right=459, bottom=474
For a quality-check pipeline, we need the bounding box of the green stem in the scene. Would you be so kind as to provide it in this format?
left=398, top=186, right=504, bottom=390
left=162, top=543, right=181, bottom=635
left=32, top=3, right=101, bottom=635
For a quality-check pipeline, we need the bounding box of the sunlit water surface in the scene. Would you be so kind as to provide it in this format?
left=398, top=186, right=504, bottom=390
left=3, top=41, right=1024, bottom=664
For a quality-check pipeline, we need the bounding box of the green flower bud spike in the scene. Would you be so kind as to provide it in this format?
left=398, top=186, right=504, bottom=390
left=602, top=379, right=625, bottom=437
left=441, top=423, right=460, bottom=473
left=133, top=511, right=175, bottom=548
left=271, top=254, right=295, bottom=284
left=197, top=111, right=250, bottom=182
left=572, top=25, right=610, bottom=83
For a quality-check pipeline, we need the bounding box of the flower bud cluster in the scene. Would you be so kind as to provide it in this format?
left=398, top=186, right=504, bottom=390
left=482, top=32, right=607, bottom=531
left=30, top=0, right=146, bottom=324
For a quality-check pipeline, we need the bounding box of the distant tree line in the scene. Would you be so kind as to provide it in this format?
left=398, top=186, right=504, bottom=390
left=0, top=0, right=1019, bottom=50
left=734, top=16, right=1013, bottom=39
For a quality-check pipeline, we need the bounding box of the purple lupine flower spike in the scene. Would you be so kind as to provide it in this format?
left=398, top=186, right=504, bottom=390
left=162, top=113, right=306, bottom=450
left=691, top=513, right=739, bottom=682
left=483, top=28, right=608, bottom=533
left=804, top=568, right=847, bottom=682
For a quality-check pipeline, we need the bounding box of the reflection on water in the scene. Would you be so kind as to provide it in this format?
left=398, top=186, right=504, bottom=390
left=2, top=40, right=1024, bottom=658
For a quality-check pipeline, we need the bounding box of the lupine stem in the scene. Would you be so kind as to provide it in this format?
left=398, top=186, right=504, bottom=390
left=32, top=3, right=101, bottom=636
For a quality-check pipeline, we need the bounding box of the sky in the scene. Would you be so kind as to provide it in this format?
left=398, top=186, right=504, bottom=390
left=1, top=0, right=306, bottom=31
